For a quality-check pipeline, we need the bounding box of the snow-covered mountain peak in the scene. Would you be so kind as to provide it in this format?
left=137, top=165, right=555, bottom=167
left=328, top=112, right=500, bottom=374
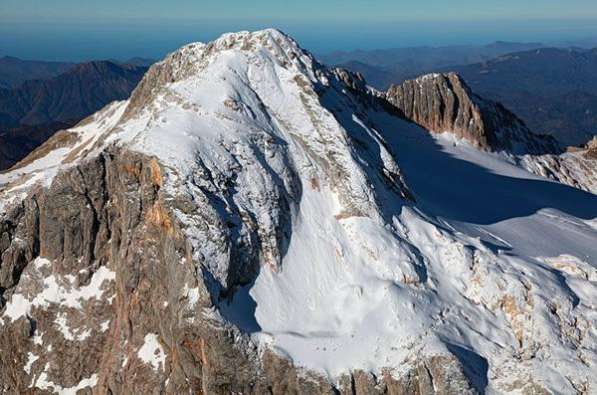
left=63, top=29, right=409, bottom=294
left=125, top=28, right=320, bottom=112
left=1, top=30, right=596, bottom=394
left=208, top=28, right=313, bottom=64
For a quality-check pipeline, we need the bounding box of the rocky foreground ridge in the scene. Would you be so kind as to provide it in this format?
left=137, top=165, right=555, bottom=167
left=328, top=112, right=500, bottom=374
left=0, top=30, right=596, bottom=394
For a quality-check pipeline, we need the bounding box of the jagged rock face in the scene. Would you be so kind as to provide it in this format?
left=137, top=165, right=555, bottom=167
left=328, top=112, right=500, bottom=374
left=1, top=30, right=596, bottom=394
left=385, top=72, right=560, bottom=155
left=583, top=136, right=597, bottom=160
left=520, top=138, right=597, bottom=194
left=384, top=72, right=596, bottom=193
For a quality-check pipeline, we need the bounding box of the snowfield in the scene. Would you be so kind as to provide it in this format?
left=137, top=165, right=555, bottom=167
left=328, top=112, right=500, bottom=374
left=1, top=29, right=596, bottom=393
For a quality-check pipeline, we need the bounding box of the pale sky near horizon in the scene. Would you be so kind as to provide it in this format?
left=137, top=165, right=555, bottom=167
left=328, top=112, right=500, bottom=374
left=2, top=0, right=597, bottom=60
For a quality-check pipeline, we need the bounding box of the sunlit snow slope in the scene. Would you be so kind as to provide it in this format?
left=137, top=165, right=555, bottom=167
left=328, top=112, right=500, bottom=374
left=1, top=29, right=596, bottom=394
left=228, top=113, right=597, bottom=393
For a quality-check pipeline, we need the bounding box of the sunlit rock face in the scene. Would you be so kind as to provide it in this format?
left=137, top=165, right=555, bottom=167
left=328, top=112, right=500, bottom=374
left=386, top=72, right=597, bottom=194
left=519, top=137, right=597, bottom=194
left=385, top=72, right=560, bottom=155
left=1, top=29, right=596, bottom=394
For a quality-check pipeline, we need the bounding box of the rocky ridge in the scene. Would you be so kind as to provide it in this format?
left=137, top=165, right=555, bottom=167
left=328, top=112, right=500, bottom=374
left=385, top=72, right=597, bottom=194
left=520, top=137, right=597, bottom=194
left=0, top=29, right=596, bottom=394
left=385, top=72, right=560, bottom=155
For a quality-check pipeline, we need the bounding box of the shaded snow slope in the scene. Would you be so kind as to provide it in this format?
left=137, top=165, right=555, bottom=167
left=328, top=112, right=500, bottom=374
left=1, top=29, right=596, bottom=394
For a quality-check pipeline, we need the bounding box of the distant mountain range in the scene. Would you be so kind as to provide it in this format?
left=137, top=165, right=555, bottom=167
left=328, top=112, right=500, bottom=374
left=0, top=59, right=148, bottom=169
left=0, top=56, right=154, bottom=89
left=321, top=41, right=545, bottom=89
left=0, top=60, right=147, bottom=128
left=0, top=56, right=75, bottom=89
left=447, top=47, right=597, bottom=146
left=110, top=57, right=156, bottom=68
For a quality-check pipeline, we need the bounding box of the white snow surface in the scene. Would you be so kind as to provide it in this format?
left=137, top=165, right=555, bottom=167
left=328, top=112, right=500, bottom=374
left=138, top=333, right=167, bottom=372
left=1, top=257, right=116, bottom=324
left=32, top=364, right=98, bottom=395
left=24, top=352, right=39, bottom=374
left=1, top=29, right=596, bottom=393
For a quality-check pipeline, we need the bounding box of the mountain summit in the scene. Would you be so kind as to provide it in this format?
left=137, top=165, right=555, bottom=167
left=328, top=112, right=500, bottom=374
left=1, top=29, right=596, bottom=394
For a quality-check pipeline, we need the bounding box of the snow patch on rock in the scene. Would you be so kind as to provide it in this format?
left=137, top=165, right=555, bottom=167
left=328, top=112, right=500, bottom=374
left=138, top=333, right=167, bottom=372
left=1, top=259, right=116, bottom=323
left=32, top=363, right=98, bottom=395
left=24, top=352, right=39, bottom=375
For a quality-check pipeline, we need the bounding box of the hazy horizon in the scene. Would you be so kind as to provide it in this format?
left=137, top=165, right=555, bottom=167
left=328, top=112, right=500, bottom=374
left=2, top=0, right=597, bottom=61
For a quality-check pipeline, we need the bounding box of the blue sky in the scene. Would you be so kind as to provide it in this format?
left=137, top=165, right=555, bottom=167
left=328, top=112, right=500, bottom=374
left=2, top=0, right=597, bottom=60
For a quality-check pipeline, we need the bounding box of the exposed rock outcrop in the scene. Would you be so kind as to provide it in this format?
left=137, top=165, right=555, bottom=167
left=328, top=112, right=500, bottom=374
left=584, top=136, right=597, bottom=159
left=384, top=72, right=596, bottom=194
left=520, top=137, right=597, bottom=194
left=385, top=72, right=560, bottom=154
